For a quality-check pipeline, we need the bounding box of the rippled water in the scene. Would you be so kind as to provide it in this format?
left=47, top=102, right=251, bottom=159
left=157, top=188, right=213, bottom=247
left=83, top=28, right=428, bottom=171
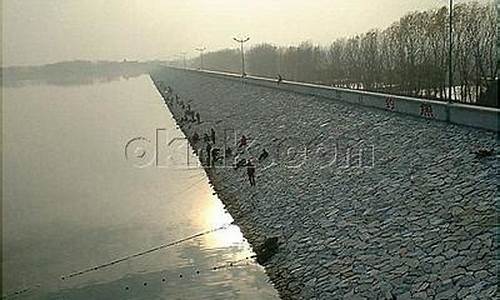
left=2, top=75, right=279, bottom=299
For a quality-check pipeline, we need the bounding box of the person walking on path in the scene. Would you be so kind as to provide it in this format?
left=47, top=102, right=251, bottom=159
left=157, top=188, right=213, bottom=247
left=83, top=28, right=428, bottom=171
left=276, top=74, right=282, bottom=85
left=247, top=159, right=256, bottom=186
left=195, top=112, right=201, bottom=124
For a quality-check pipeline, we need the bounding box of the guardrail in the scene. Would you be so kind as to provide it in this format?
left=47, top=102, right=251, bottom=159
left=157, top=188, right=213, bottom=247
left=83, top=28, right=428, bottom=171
left=163, top=67, right=499, bottom=132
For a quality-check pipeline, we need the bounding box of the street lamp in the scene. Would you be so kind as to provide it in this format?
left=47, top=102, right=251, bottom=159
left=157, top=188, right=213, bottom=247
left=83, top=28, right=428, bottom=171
left=448, top=0, right=453, bottom=102
left=233, top=36, right=250, bottom=77
left=195, top=47, right=206, bottom=70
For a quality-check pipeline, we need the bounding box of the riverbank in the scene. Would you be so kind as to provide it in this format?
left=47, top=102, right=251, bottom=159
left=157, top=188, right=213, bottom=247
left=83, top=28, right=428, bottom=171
left=151, top=68, right=497, bottom=299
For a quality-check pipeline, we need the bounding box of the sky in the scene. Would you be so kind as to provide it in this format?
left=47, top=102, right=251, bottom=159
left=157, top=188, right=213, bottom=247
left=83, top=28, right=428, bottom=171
left=1, top=0, right=491, bottom=66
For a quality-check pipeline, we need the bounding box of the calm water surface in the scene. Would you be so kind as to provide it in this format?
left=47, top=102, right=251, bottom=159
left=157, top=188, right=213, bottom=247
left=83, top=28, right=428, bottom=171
left=2, top=75, right=279, bottom=299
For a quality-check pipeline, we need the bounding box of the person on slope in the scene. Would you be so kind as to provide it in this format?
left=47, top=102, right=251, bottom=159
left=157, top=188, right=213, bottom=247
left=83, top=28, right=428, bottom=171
left=210, top=128, right=216, bottom=144
left=205, top=142, right=212, bottom=167
left=259, top=148, right=269, bottom=161
left=238, top=135, right=247, bottom=148
left=246, top=158, right=256, bottom=187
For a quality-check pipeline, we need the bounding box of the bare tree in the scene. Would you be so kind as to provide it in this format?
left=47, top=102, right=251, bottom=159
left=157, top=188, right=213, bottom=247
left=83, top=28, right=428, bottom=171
left=188, top=2, right=497, bottom=106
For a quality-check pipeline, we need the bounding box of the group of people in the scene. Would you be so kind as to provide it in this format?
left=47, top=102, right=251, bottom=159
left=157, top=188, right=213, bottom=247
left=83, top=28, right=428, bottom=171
left=158, top=83, right=202, bottom=125
left=157, top=80, right=269, bottom=187
left=194, top=129, right=268, bottom=187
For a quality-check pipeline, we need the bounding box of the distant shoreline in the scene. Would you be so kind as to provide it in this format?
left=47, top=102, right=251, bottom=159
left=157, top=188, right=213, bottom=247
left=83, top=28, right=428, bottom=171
left=1, top=61, right=159, bottom=87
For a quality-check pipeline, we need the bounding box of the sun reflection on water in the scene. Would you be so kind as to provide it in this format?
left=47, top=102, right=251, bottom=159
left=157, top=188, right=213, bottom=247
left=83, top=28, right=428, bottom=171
left=191, top=182, right=254, bottom=261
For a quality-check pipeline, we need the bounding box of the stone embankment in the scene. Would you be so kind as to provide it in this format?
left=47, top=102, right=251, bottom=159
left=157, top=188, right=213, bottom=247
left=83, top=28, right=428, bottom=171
left=151, top=68, right=497, bottom=299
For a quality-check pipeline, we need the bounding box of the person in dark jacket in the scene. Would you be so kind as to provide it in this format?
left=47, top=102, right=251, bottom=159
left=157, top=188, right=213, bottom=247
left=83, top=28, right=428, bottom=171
left=247, top=160, right=256, bottom=186
left=205, top=143, right=212, bottom=167
left=210, top=128, right=216, bottom=144
left=238, top=135, right=247, bottom=148
left=191, top=132, right=200, bottom=144
left=277, top=74, right=283, bottom=85
left=225, top=146, right=232, bottom=157
left=259, top=148, right=269, bottom=161
left=234, top=158, right=247, bottom=170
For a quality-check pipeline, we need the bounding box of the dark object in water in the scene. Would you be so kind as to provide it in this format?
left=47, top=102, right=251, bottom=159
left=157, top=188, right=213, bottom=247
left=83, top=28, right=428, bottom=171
left=255, top=236, right=279, bottom=264
left=473, top=148, right=495, bottom=158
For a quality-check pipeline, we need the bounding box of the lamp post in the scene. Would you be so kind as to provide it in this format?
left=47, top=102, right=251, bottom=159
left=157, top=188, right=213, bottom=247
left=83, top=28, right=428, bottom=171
left=195, top=47, right=206, bottom=70
left=448, top=0, right=453, bottom=102
left=233, top=37, right=250, bottom=77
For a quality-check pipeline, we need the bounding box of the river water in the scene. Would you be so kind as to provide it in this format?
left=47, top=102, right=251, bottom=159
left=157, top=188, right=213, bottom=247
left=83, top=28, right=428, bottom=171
left=2, top=74, right=279, bottom=299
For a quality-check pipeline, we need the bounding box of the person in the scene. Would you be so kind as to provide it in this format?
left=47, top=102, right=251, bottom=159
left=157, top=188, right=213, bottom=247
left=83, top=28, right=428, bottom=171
left=247, top=159, right=256, bottom=186
left=195, top=112, right=201, bottom=124
left=277, top=74, right=283, bottom=85
left=238, top=135, right=247, bottom=148
left=210, top=128, right=216, bottom=144
left=212, top=148, right=221, bottom=163
left=259, top=148, right=269, bottom=161
left=234, top=158, right=247, bottom=170
left=225, top=146, right=232, bottom=157
left=205, top=143, right=212, bottom=167
left=203, top=133, right=210, bottom=143
left=191, top=132, right=200, bottom=144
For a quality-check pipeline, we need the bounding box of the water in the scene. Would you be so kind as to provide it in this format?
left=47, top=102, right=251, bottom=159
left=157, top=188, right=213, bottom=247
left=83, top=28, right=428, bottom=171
left=2, top=74, right=279, bottom=299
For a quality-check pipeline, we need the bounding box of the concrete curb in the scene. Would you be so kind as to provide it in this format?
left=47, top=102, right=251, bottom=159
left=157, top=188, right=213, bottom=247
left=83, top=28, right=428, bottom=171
left=164, top=67, right=499, bottom=132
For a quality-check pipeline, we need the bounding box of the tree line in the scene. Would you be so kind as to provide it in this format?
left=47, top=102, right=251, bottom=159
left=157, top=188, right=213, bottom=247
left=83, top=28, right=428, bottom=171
left=180, top=2, right=497, bottom=106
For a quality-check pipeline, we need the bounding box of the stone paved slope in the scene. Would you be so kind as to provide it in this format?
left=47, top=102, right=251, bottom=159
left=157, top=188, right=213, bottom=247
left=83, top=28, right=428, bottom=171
left=151, top=69, right=498, bottom=299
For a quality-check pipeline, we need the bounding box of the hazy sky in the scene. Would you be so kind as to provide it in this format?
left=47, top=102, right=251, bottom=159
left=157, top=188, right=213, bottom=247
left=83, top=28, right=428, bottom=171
left=1, top=0, right=490, bottom=66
